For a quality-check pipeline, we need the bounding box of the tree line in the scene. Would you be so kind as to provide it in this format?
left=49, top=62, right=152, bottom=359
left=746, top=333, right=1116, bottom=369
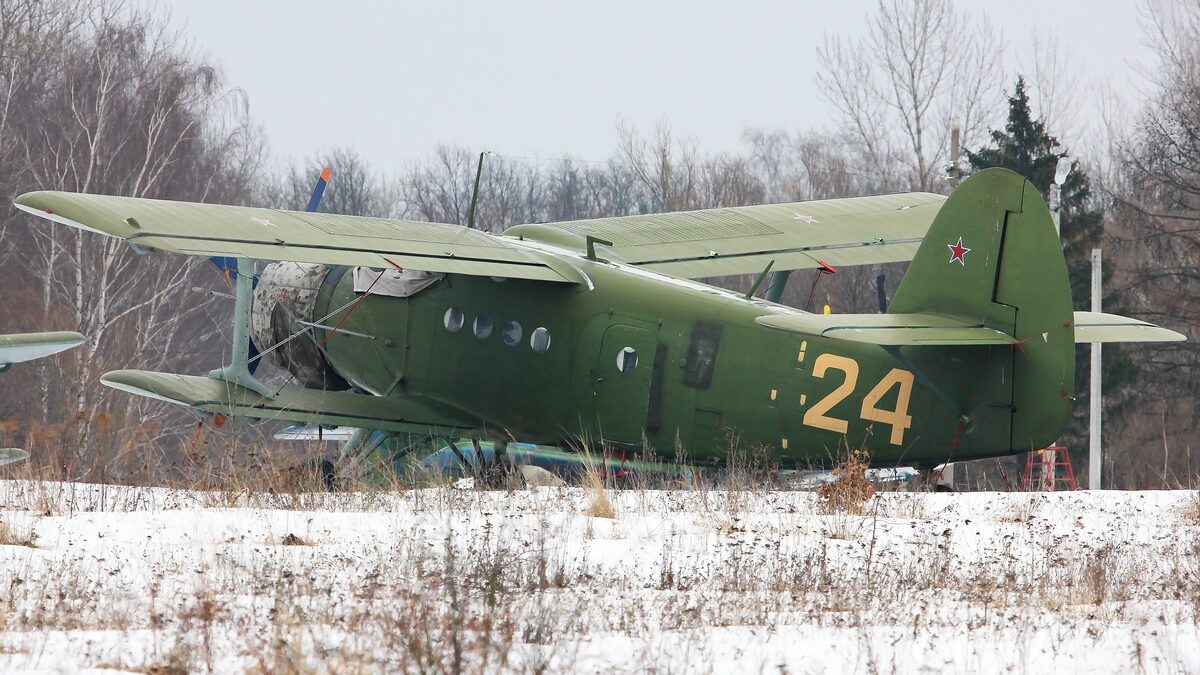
left=0, top=0, right=1196, bottom=487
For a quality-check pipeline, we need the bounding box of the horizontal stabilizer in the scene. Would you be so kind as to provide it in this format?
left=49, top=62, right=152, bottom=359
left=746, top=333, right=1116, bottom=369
left=101, top=370, right=478, bottom=435
left=1073, top=312, right=1186, bottom=343
left=755, top=313, right=1015, bottom=345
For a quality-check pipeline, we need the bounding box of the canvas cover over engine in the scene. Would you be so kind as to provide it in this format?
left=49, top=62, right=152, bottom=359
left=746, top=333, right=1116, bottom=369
left=351, top=267, right=442, bottom=298
left=250, top=261, right=350, bottom=390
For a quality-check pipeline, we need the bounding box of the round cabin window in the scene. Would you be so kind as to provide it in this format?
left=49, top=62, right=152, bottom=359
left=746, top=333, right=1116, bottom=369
left=530, top=327, right=551, bottom=353
left=502, top=321, right=523, bottom=346
left=616, top=346, right=638, bottom=372
left=443, top=307, right=464, bottom=333
left=473, top=315, right=493, bottom=339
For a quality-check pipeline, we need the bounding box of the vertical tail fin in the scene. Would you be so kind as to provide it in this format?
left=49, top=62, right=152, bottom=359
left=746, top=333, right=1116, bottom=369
left=890, top=167, right=1075, bottom=451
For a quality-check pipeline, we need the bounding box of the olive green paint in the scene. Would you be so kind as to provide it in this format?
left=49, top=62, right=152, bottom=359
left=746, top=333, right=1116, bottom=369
left=21, top=169, right=1184, bottom=469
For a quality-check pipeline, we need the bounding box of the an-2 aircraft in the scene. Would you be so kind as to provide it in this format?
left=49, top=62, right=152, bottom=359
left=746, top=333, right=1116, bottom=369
left=12, top=168, right=1184, bottom=475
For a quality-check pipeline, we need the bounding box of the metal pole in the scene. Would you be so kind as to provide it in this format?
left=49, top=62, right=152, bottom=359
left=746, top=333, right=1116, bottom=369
left=1089, top=248, right=1103, bottom=489
left=941, top=120, right=961, bottom=490
left=1051, top=156, right=1073, bottom=237
left=1045, top=156, right=1073, bottom=491
left=1050, top=182, right=1062, bottom=235
left=466, top=151, right=488, bottom=230
left=948, top=120, right=961, bottom=189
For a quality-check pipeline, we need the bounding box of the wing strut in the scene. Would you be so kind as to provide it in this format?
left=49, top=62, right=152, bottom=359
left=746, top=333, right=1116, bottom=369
left=208, top=257, right=274, bottom=398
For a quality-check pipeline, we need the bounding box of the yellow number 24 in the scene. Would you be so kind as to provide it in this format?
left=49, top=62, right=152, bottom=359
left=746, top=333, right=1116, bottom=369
left=802, top=353, right=914, bottom=445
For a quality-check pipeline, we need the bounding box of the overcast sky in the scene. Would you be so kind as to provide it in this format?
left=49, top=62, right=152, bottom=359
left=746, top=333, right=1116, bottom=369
left=172, top=1, right=1154, bottom=174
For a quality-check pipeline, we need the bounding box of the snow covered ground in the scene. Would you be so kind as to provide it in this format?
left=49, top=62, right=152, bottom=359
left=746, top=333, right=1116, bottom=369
left=0, top=479, right=1196, bottom=673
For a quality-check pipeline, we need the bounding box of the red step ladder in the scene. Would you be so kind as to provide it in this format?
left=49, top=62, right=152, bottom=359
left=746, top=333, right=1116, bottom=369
left=1020, top=445, right=1079, bottom=491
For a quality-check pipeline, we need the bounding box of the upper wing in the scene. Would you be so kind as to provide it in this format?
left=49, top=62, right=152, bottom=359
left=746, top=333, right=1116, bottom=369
left=15, top=191, right=573, bottom=283
left=16, top=190, right=945, bottom=283
left=512, top=192, right=946, bottom=278
left=0, top=331, right=85, bottom=366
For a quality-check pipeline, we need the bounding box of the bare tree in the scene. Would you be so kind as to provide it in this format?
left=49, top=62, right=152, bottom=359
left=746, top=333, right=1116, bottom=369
left=616, top=122, right=703, bottom=212
left=541, top=157, right=641, bottom=222
left=744, top=128, right=873, bottom=200
left=401, top=145, right=480, bottom=226
left=1022, top=30, right=1083, bottom=147
left=400, top=146, right=546, bottom=232
left=268, top=147, right=399, bottom=217
left=816, top=0, right=1005, bottom=192
left=1103, top=0, right=1200, bottom=485
left=0, top=1, right=265, bottom=478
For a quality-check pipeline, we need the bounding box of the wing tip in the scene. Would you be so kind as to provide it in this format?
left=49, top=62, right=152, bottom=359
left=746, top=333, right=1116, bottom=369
left=14, top=190, right=53, bottom=211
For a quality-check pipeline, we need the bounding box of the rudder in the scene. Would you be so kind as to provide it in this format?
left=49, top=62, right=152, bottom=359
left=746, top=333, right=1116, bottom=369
left=889, top=168, right=1074, bottom=453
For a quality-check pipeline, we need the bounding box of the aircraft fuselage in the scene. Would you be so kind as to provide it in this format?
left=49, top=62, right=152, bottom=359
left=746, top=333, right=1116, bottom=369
left=315, top=250, right=1021, bottom=468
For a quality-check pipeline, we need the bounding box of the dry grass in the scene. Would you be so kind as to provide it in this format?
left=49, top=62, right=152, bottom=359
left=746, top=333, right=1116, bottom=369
left=1000, top=494, right=1042, bottom=523
left=0, top=479, right=1194, bottom=672
left=581, top=450, right=615, bottom=519
left=0, top=518, right=36, bottom=548
left=816, top=448, right=876, bottom=515
left=1181, top=490, right=1200, bottom=523
left=878, top=491, right=927, bottom=519
left=0, top=429, right=1194, bottom=671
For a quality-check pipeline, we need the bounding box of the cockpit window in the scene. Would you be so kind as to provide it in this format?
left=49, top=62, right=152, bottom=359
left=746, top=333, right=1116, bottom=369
left=530, top=327, right=551, bottom=353
left=502, top=321, right=522, bottom=346
left=443, top=307, right=464, bottom=333
left=473, top=315, right=493, bottom=339
left=683, top=320, right=722, bottom=389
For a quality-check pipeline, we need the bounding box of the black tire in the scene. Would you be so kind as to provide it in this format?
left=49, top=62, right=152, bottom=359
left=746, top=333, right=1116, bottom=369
left=319, top=459, right=336, bottom=490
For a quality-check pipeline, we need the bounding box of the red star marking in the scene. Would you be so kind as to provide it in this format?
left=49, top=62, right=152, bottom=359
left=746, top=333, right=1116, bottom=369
left=947, top=237, right=971, bottom=265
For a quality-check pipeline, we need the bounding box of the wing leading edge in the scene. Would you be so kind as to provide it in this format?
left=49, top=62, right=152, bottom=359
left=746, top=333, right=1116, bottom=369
left=15, top=191, right=574, bottom=283
left=101, top=370, right=479, bottom=436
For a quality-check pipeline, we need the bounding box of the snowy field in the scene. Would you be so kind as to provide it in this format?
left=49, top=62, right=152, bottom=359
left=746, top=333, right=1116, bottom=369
left=0, top=480, right=1197, bottom=673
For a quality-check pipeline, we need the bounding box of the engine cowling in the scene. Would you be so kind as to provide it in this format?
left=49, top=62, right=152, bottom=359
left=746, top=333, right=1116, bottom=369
left=250, top=262, right=350, bottom=391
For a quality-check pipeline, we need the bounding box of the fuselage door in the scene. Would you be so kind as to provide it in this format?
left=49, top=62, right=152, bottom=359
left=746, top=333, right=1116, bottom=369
left=594, top=324, right=658, bottom=446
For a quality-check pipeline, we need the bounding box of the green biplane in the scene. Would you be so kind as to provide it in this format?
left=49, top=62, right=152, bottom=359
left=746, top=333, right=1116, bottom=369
left=13, top=168, right=1184, bottom=471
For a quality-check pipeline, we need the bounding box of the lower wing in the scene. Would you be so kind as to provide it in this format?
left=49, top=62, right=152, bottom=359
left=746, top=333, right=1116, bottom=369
left=101, top=370, right=479, bottom=436
left=0, top=331, right=85, bottom=367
